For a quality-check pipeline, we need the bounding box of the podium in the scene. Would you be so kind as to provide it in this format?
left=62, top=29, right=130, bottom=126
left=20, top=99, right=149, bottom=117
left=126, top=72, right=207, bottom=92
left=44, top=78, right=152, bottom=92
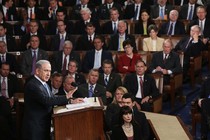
left=53, top=97, right=105, bottom=140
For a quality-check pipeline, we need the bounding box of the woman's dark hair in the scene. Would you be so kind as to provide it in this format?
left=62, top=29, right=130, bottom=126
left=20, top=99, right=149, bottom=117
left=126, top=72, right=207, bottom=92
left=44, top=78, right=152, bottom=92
left=119, top=106, right=134, bottom=126
left=148, top=24, right=158, bottom=33
left=122, top=39, right=133, bottom=49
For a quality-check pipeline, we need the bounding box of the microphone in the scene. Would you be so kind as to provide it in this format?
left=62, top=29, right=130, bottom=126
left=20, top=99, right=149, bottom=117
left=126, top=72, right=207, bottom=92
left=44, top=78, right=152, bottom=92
left=71, top=82, right=78, bottom=87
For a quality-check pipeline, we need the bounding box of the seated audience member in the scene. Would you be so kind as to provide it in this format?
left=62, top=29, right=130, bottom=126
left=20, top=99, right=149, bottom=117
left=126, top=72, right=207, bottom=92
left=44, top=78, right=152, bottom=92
left=158, top=10, right=186, bottom=36
left=108, top=20, right=136, bottom=51
left=105, top=86, right=128, bottom=131
left=0, top=41, right=18, bottom=74
left=20, top=35, right=48, bottom=76
left=149, top=39, right=182, bottom=84
left=48, top=72, right=63, bottom=95
left=111, top=106, right=142, bottom=140
left=124, top=60, right=160, bottom=112
left=50, top=20, right=75, bottom=51
left=82, top=35, right=113, bottom=73
left=98, top=59, right=122, bottom=104
left=66, top=60, right=86, bottom=86
left=0, top=0, right=18, bottom=21
left=76, top=22, right=96, bottom=51
left=123, top=0, right=150, bottom=20
left=150, top=0, right=173, bottom=20
left=0, top=24, right=17, bottom=52
left=174, top=25, right=204, bottom=76
left=20, top=20, right=47, bottom=51
left=179, top=0, right=200, bottom=20
left=174, top=0, right=188, bottom=6
left=46, top=9, right=74, bottom=35
left=117, top=39, right=141, bottom=73
left=97, top=0, right=122, bottom=20
left=51, top=40, right=81, bottom=76
left=79, top=69, right=107, bottom=105
left=198, top=77, right=210, bottom=140
left=143, top=24, right=164, bottom=51
left=134, top=9, right=155, bottom=35
left=101, top=7, right=120, bottom=34
left=112, top=93, right=150, bottom=140
left=74, top=8, right=101, bottom=34
left=0, top=11, right=13, bottom=36
left=24, top=0, right=43, bottom=20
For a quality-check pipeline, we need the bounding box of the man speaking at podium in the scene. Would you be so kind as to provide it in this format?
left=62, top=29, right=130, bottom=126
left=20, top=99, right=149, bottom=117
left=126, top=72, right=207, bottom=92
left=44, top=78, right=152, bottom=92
left=22, top=60, right=83, bottom=140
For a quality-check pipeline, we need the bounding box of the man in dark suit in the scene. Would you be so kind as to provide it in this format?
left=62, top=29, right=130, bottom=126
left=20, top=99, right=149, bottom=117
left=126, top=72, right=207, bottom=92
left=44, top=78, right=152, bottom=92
left=22, top=60, right=84, bottom=140
left=24, top=0, right=43, bottom=20
left=51, top=40, right=81, bottom=76
left=0, top=0, right=18, bottom=21
left=48, top=72, right=63, bottom=95
left=150, top=0, right=174, bottom=20
left=20, top=35, right=48, bottom=76
left=0, top=11, right=13, bottom=36
left=97, top=0, right=122, bottom=20
left=174, top=0, right=189, bottom=5
left=82, top=35, right=113, bottom=73
left=124, top=0, right=150, bottom=20
left=159, top=10, right=186, bottom=35
left=98, top=59, right=122, bottom=104
left=179, top=0, right=199, bottom=20
left=66, top=60, right=86, bottom=86
left=20, top=20, right=47, bottom=51
left=124, top=60, right=160, bottom=112
left=149, top=39, right=182, bottom=84
left=50, top=20, right=75, bottom=51
left=79, top=69, right=107, bottom=105
left=108, top=20, right=136, bottom=51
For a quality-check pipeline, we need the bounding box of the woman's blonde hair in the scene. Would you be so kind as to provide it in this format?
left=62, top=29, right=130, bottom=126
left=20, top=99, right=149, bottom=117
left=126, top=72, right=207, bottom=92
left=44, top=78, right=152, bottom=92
left=112, top=86, right=128, bottom=104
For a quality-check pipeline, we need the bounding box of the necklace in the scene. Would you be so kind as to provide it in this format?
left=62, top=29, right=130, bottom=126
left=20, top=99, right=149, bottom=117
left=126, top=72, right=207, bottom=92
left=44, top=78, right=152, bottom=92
left=122, top=124, right=133, bottom=132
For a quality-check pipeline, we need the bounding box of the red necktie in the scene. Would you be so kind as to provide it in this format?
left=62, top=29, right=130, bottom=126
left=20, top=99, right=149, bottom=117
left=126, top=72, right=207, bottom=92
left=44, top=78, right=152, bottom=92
left=62, top=55, right=67, bottom=75
left=1, top=77, right=6, bottom=98
left=5, top=9, right=9, bottom=21
left=139, top=77, right=144, bottom=98
left=30, top=9, right=33, bottom=19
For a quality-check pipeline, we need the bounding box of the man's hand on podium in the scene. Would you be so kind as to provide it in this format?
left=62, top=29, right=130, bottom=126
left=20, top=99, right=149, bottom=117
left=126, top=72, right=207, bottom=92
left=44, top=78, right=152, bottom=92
left=71, top=98, right=84, bottom=104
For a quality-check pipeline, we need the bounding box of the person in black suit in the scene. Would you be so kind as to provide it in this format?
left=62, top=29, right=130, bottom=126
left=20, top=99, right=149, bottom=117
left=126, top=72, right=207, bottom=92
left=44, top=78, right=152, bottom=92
left=198, top=77, right=210, bottom=140
left=179, top=0, right=199, bottom=20
left=82, top=35, right=113, bottom=73
left=97, top=0, right=122, bottom=20
left=108, top=20, right=136, bottom=51
left=111, top=93, right=150, bottom=140
left=51, top=40, right=81, bottom=76
left=66, top=60, right=86, bottom=86
left=98, top=59, right=122, bottom=104
left=0, top=11, right=13, bottom=36
left=159, top=10, right=186, bottom=35
left=48, top=72, right=63, bottom=95
left=174, top=0, right=189, bottom=5
left=24, top=0, right=43, bottom=20
left=20, top=20, right=47, bottom=51
left=79, top=69, right=107, bottom=105
left=0, top=0, right=18, bottom=21
left=124, top=0, right=150, bottom=20
left=50, top=20, right=75, bottom=51
left=101, top=7, right=120, bottom=34
left=149, top=39, right=182, bottom=84
left=22, top=60, right=84, bottom=140
left=124, top=60, right=160, bottom=111
left=46, top=9, right=74, bottom=35
left=74, top=8, right=101, bottom=34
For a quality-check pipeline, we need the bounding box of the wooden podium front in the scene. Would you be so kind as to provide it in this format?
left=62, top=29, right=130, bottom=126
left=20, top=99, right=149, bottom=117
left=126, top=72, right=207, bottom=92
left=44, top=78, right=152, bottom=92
left=53, top=97, right=105, bottom=140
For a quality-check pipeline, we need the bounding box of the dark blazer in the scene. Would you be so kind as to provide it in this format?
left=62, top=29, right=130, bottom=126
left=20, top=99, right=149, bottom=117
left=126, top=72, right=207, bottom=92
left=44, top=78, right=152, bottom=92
left=2, top=22, right=13, bottom=36
left=108, top=34, right=136, bottom=51
left=22, top=76, right=69, bottom=140
left=124, top=73, right=159, bottom=99
left=5, top=36, right=17, bottom=52
left=51, top=51, right=81, bottom=73
left=150, top=4, right=174, bottom=19
left=174, top=0, right=188, bottom=5
left=20, top=33, right=48, bottom=51
left=82, top=50, right=113, bottom=73
left=50, top=33, right=75, bottom=51
left=179, top=4, right=199, bottom=20
left=0, top=5, right=18, bottom=21
left=0, top=53, right=19, bottom=73
left=20, top=49, right=48, bottom=76
left=73, top=73, right=86, bottom=85
left=43, top=6, right=66, bottom=20
left=124, top=3, right=150, bottom=19
left=134, top=20, right=155, bottom=34
left=79, top=83, right=107, bottom=105
left=76, top=34, right=96, bottom=51
left=158, top=21, right=186, bottom=35
left=24, top=7, right=43, bottom=20
left=102, top=20, right=118, bottom=34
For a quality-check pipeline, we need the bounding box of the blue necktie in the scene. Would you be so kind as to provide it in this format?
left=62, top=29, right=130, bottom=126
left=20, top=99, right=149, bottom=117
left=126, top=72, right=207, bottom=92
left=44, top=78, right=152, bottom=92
left=160, top=8, right=164, bottom=19
left=44, top=83, right=51, bottom=97
left=89, top=85, right=94, bottom=97
left=188, top=6, right=193, bottom=20
left=167, top=23, right=173, bottom=35
left=134, top=5, right=139, bottom=20
left=113, top=22, right=117, bottom=34
left=104, top=76, right=108, bottom=86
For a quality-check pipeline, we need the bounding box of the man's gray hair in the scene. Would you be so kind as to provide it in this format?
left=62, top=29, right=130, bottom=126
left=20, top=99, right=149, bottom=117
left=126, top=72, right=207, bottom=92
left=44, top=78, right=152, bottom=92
left=36, top=60, right=50, bottom=69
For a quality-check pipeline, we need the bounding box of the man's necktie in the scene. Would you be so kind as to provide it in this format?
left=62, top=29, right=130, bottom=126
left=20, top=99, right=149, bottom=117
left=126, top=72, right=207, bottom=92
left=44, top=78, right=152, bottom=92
left=5, top=9, right=8, bottom=21
left=113, top=22, right=117, bottom=34
left=59, top=35, right=65, bottom=50
left=139, top=77, right=144, bottom=98
left=188, top=6, right=193, bottom=20
left=52, top=10, right=56, bottom=20
left=163, top=54, right=168, bottom=63
left=108, top=4, right=111, bottom=9
left=95, top=52, right=100, bottom=68
left=167, top=23, right=173, bottom=35
left=30, top=9, right=33, bottom=19
left=44, top=83, right=51, bottom=97
left=134, top=5, right=139, bottom=20
left=31, top=51, right=36, bottom=75
left=89, top=35, right=92, bottom=43
left=1, top=77, right=6, bottom=98
left=185, top=38, right=192, bottom=51
left=104, top=76, right=108, bottom=86
left=200, top=21, right=204, bottom=35
left=160, top=8, right=164, bottom=19
left=119, top=36, right=124, bottom=51
left=1, top=55, right=5, bottom=62
left=62, top=55, right=67, bottom=76
left=89, top=85, right=94, bottom=97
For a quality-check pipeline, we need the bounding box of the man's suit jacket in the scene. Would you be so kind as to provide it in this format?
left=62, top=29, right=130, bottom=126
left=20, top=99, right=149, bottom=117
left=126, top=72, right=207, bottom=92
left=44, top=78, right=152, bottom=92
left=79, top=83, right=107, bottom=105
left=174, top=0, right=189, bottom=5
left=82, top=50, right=113, bottom=73
left=98, top=73, right=122, bottom=95
left=4, top=36, right=17, bottom=52
left=102, top=20, right=118, bottom=34
left=20, top=49, right=48, bottom=76
left=76, top=34, right=95, bottom=51
left=124, top=3, right=150, bottom=19
left=150, top=4, right=174, bottom=19
left=22, top=76, right=69, bottom=140
left=0, top=53, right=19, bottom=73
left=142, top=37, right=164, bottom=51
left=179, top=4, right=199, bottom=20
left=43, top=6, right=65, bottom=20
left=50, top=33, right=75, bottom=51
left=2, top=22, right=13, bottom=36
left=51, top=51, right=81, bottom=73
left=108, top=33, right=136, bottom=51
left=24, top=7, right=43, bottom=20
left=0, top=5, right=18, bottom=21
left=124, top=73, right=159, bottom=99
left=20, top=33, right=48, bottom=51
left=134, top=20, right=155, bottom=34
left=73, top=73, right=86, bottom=85
left=158, top=21, right=186, bottom=35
